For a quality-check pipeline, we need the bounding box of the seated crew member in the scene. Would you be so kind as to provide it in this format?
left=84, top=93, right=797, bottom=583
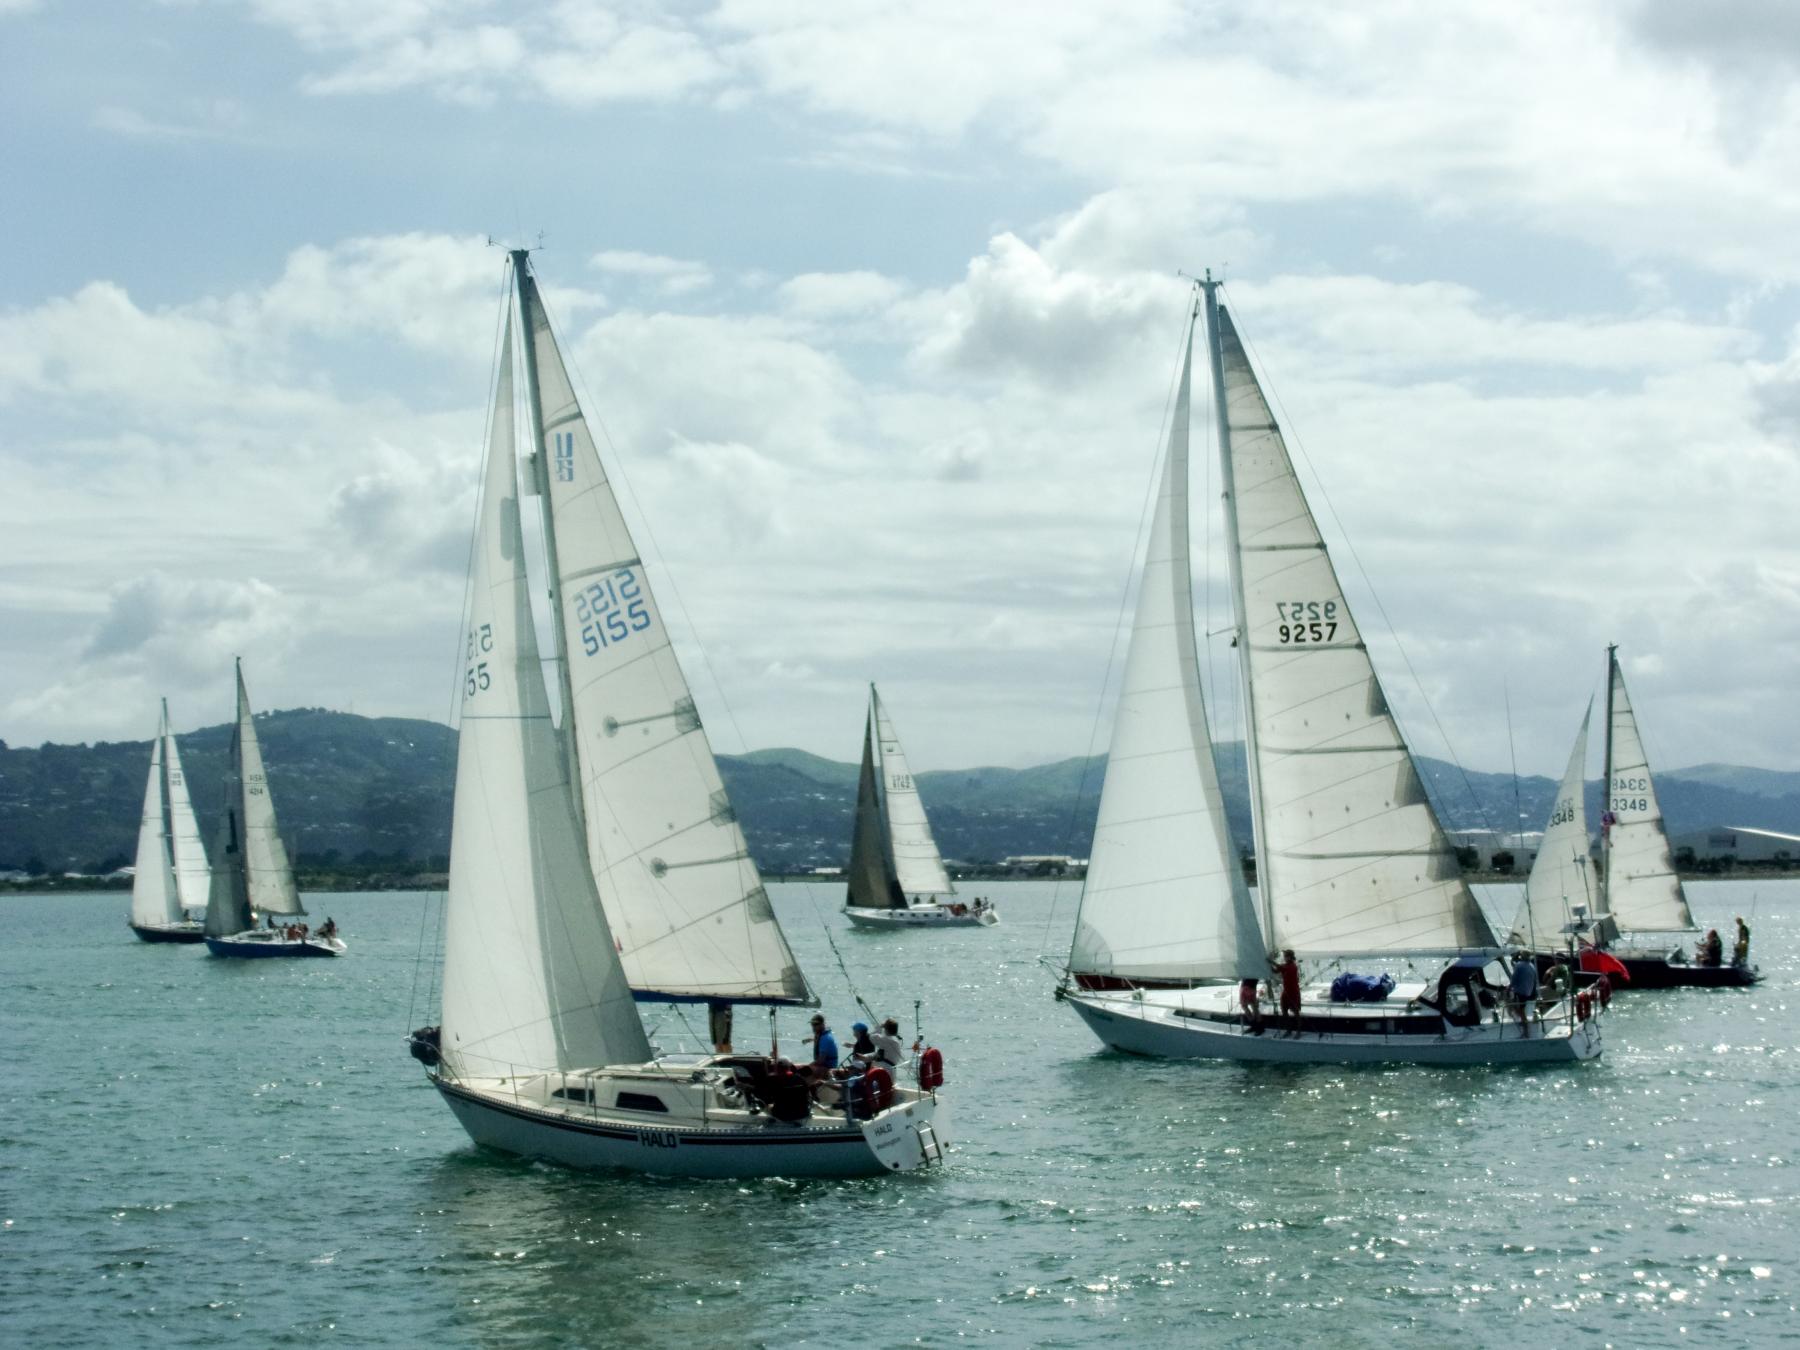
left=869, top=1018, right=907, bottom=1071
left=765, top=1059, right=812, bottom=1123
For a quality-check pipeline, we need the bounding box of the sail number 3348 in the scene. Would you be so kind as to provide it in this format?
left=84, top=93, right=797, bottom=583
left=1274, top=600, right=1339, bottom=645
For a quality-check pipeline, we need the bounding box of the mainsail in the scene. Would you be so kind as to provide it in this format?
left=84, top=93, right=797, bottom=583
left=161, top=702, right=211, bottom=913
left=1071, top=312, right=1265, bottom=984
left=872, top=687, right=954, bottom=898
left=129, top=716, right=183, bottom=928
left=440, top=316, right=651, bottom=1075
left=1508, top=703, right=1596, bottom=946
left=1602, top=650, right=1696, bottom=933
left=1207, top=291, right=1493, bottom=957
left=204, top=662, right=302, bottom=935
left=845, top=715, right=907, bottom=910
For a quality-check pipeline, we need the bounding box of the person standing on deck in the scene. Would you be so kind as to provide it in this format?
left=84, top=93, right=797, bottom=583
left=1509, top=955, right=1540, bottom=1036
left=1733, top=916, right=1751, bottom=967
left=1272, top=951, right=1302, bottom=1036
left=803, top=1014, right=839, bottom=1084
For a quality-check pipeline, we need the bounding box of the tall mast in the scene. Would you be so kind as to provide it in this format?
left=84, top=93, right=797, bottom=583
left=511, top=250, right=587, bottom=813
left=1599, top=642, right=1617, bottom=919
left=1200, top=274, right=1273, bottom=942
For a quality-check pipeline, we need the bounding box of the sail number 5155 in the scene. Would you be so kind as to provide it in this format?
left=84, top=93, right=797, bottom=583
left=464, top=624, right=493, bottom=699
left=1274, top=600, right=1338, bottom=645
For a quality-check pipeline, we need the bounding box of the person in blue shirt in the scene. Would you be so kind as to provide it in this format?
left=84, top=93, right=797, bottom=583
left=804, top=1013, right=839, bottom=1083
left=1509, top=955, right=1540, bottom=1035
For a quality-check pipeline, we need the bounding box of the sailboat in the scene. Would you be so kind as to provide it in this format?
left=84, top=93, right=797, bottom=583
left=126, top=699, right=210, bottom=943
left=408, top=251, right=945, bottom=1177
left=1058, top=278, right=1601, bottom=1064
left=202, top=660, right=345, bottom=958
left=1506, top=703, right=1604, bottom=961
left=844, top=684, right=996, bottom=928
left=1588, top=646, right=1757, bottom=987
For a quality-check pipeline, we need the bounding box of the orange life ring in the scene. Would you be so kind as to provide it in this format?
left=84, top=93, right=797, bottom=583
left=917, top=1046, right=944, bottom=1090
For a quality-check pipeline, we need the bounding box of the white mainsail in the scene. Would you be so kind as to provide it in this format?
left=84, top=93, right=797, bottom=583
left=871, top=686, right=954, bottom=898
left=129, top=716, right=183, bottom=928
left=233, top=661, right=303, bottom=917
left=1209, top=295, right=1493, bottom=957
left=161, top=701, right=210, bottom=913
left=440, top=316, right=652, bottom=1076
left=1602, top=652, right=1695, bottom=933
left=518, top=265, right=806, bottom=1006
left=1072, top=316, right=1265, bottom=984
left=1509, top=703, right=1596, bottom=946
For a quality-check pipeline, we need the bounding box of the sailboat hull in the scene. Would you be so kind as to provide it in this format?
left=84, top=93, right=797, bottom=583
left=434, top=1074, right=946, bottom=1178
left=205, top=931, right=346, bottom=958
left=129, top=920, right=206, bottom=944
left=1064, top=987, right=1602, bottom=1066
left=845, top=905, right=998, bottom=928
left=1610, top=956, right=1759, bottom=989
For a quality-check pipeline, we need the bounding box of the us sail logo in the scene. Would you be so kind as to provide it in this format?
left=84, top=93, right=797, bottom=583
left=554, top=431, right=575, bottom=482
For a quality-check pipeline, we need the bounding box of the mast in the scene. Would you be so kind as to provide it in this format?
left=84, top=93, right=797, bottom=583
left=511, top=250, right=587, bottom=823
left=1200, top=275, right=1272, bottom=941
left=1600, top=643, right=1616, bottom=921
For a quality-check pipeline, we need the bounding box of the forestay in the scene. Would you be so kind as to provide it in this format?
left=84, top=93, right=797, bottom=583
left=130, top=723, right=183, bottom=927
left=519, top=266, right=807, bottom=1006
left=440, top=318, right=652, bottom=1076
left=1603, top=658, right=1695, bottom=933
left=845, top=716, right=906, bottom=910
left=1213, top=303, right=1492, bottom=957
left=872, top=687, right=954, bottom=897
left=1509, top=703, right=1595, bottom=946
left=1071, top=319, right=1265, bottom=984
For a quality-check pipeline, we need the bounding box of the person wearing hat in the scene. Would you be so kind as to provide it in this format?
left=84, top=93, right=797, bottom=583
left=869, top=1017, right=908, bottom=1071
left=848, top=1020, right=877, bottom=1063
left=803, top=1013, right=839, bottom=1083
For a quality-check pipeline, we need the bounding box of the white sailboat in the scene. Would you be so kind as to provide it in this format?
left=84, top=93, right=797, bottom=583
left=1060, top=279, right=1601, bottom=1064
left=1506, top=702, right=1601, bottom=954
left=844, top=684, right=996, bottom=928
left=409, top=251, right=945, bottom=1177
left=126, top=699, right=210, bottom=943
left=1593, top=646, right=1756, bottom=987
left=202, top=660, right=345, bottom=958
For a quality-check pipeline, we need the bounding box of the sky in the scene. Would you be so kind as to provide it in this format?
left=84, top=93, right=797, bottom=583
left=3, top=0, right=1798, bottom=778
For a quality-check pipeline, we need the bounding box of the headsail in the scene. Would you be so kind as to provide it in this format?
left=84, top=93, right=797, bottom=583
left=516, top=259, right=807, bottom=1006
left=1071, top=310, right=1266, bottom=984
left=1509, top=703, right=1596, bottom=946
left=1602, top=651, right=1695, bottom=933
left=845, top=713, right=907, bottom=910
left=161, top=700, right=210, bottom=913
left=871, top=686, right=954, bottom=898
left=129, top=714, right=183, bottom=927
left=233, top=661, right=304, bottom=917
left=1207, top=293, right=1493, bottom=957
left=440, top=313, right=652, bottom=1075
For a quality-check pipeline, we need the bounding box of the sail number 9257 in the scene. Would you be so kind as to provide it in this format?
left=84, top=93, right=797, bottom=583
left=1274, top=600, right=1339, bottom=645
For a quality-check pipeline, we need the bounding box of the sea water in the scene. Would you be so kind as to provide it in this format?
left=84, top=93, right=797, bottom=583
left=3, top=880, right=1794, bottom=1346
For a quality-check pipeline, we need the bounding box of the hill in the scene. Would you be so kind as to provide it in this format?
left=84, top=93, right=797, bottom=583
left=4, top=711, right=1798, bottom=875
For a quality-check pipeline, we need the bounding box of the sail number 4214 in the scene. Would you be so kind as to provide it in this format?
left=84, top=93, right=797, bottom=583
left=1274, top=600, right=1339, bottom=645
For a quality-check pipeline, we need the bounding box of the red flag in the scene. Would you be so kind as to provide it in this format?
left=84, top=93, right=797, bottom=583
left=1579, top=947, right=1630, bottom=982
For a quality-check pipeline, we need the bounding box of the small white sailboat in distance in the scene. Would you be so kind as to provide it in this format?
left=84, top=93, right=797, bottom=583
left=409, top=251, right=945, bottom=1177
left=203, top=660, right=345, bottom=958
left=1059, top=277, right=1600, bottom=1065
left=845, top=684, right=997, bottom=928
left=127, top=699, right=209, bottom=943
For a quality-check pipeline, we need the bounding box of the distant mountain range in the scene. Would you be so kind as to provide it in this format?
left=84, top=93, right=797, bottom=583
left=4, top=710, right=1798, bottom=874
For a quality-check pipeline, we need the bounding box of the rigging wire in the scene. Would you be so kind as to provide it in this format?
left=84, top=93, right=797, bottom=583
left=1039, top=286, right=1202, bottom=966
left=809, top=890, right=879, bottom=1023
left=1503, top=677, right=1533, bottom=950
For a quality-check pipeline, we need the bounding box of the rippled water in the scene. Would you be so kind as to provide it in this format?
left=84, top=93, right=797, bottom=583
left=4, top=879, right=1795, bottom=1346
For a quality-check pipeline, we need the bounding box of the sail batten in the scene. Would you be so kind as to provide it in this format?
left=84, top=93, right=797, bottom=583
left=1211, top=299, right=1493, bottom=958
left=516, top=267, right=809, bottom=1006
left=1070, top=310, right=1265, bottom=985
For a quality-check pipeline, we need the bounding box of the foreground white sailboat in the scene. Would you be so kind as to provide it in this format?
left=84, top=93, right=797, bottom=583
left=409, top=252, right=945, bottom=1178
left=1591, top=646, right=1756, bottom=988
left=127, top=700, right=210, bottom=943
left=203, top=661, right=345, bottom=958
left=1059, top=278, right=1600, bottom=1066
left=845, top=685, right=996, bottom=928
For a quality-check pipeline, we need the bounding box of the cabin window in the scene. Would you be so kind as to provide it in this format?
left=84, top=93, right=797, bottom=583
left=552, top=1086, right=595, bottom=1104
left=615, top=1092, right=669, bottom=1114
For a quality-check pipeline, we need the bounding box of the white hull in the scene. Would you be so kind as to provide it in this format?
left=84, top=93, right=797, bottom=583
left=434, top=1059, right=947, bottom=1178
left=845, top=905, right=998, bottom=928
left=1064, top=985, right=1602, bottom=1066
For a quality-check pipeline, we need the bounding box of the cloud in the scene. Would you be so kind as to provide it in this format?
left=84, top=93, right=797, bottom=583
left=591, top=250, right=714, bottom=296
left=91, top=100, right=252, bottom=143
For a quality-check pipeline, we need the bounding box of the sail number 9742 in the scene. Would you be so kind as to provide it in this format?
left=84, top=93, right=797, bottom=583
left=1274, top=600, right=1339, bottom=645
